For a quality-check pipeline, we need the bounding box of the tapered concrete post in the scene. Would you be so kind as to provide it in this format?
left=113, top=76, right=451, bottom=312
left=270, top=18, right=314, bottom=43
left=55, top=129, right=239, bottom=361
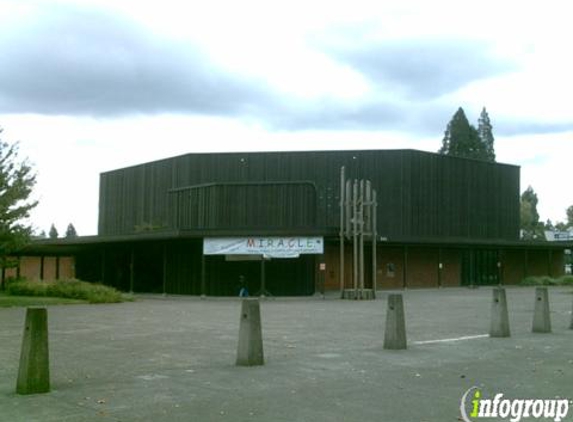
left=236, top=299, right=264, bottom=366
left=532, top=287, right=551, bottom=333
left=384, top=294, right=407, bottom=350
left=16, top=307, right=50, bottom=395
left=490, top=287, right=510, bottom=337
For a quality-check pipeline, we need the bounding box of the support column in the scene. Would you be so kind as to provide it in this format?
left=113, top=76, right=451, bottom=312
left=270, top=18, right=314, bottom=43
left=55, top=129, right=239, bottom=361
left=339, top=166, right=345, bottom=298
left=372, top=190, right=377, bottom=298
left=201, top=254, right=206, bottom=298
left=438, top=248, right=443, bottom=288
left=260, top=258, right=267, bottom=297
left=498, top=249, right=503, bottom=286
left=469, top=250, right=475, bottom=288
left=162, top=244, right=167, bottom=295
left=569, top=297, right=573, bottom=330
left=352, top=180, right=358, bottom=298
left=40, top=256, right=45, bottom=281
left=318, top=260, right=325, bottom=297
left=343, top=180, right=352, bottom=297
left=100, top=250, right=106, bottom=284
left=358, top=180, right=365, bottom=298
left=402, top=246, right=408, bottom=289
left=129, top=249, right=134, bottom=294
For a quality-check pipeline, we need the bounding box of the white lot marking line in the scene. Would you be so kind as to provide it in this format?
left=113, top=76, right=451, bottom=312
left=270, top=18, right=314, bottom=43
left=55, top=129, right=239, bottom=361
left=413, top=334, right=489, bottom=345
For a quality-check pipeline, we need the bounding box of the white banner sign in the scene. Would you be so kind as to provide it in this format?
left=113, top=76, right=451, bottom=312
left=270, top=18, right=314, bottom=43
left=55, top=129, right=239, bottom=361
left=203, top=237, right=324, bottom=257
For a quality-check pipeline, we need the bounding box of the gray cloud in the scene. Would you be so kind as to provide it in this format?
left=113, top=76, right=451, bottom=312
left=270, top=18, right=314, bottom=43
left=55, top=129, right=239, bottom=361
left=256, top=36, right=515, bottom=132
left=495, top=121, right=573, bottom=136
left=257, top=91, right=460, bottom=136
left=261, top=99, right=403, bottom=131
left=0, top=5, right=270, bottom=116
left=325, top=38, right=515, bottom=100
left=2, top=7, right=567, bottom=140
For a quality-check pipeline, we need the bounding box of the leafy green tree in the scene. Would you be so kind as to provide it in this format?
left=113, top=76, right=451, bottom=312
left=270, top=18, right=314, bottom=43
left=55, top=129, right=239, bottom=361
left=49, top=224, right=58, bottom=239
left=438, top=107, right=490, bottom=161
left=477, top=107, right=496, bottom=162
left=520, top=186, right=545, bottom=240
left=32, top=229, right=47, bottom=239
left=0, top=129, right=38, bottom=272
left=551, top=205, right=573, bottom=232
left=566, top=205, right=573, bottom=227
left=65, top=223, right=78, bottom=238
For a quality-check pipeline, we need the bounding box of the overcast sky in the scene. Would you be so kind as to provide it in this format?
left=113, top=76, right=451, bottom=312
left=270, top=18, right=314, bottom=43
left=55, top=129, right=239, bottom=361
left=0, top=0, right=572, bottom=236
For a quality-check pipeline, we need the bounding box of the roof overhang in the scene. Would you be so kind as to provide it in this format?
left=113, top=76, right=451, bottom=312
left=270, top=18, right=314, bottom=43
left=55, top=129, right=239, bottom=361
left=19, top=230, right=573, bottom=256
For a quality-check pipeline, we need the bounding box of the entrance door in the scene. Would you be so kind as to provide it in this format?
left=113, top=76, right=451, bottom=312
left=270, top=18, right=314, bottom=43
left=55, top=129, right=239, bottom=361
left=461, top=249, right=499, bottom=286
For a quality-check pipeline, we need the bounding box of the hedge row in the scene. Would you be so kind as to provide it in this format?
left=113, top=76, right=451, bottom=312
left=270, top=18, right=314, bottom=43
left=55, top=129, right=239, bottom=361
left=5, top=278, right=130, bottom=303
left=519, top=276, right=573, bottom=286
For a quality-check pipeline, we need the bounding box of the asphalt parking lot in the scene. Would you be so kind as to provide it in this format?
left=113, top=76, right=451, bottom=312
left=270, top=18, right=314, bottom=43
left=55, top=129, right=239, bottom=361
left=1, top=286, right=572, bottom=422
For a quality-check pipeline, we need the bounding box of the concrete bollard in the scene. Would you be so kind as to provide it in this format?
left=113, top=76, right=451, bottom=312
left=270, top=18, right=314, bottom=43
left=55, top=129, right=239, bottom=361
left=16, top=307, right=50, bottom=395
left=236, top=298, right=264, bottom=366
left=490, top=287, right=510, bottom=338
left=532, top=287, right=551, bottom=333
left=384, top=294, right=407, bottom=350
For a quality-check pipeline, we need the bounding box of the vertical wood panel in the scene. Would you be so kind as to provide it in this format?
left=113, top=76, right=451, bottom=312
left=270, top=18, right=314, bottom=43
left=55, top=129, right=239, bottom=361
left=98, top=150, right=520, bottom=241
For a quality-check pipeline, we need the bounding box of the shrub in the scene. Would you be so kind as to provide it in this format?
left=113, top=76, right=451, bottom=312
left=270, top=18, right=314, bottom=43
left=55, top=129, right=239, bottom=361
left=557, top=275, right=573, bottom=286
left=6, top=278, right=127, bottom=303
left=520, top=276, right=543, bottom=286
left=6, top=278, right=47, bottom=296
left=520, top=275, right=573, bottom=286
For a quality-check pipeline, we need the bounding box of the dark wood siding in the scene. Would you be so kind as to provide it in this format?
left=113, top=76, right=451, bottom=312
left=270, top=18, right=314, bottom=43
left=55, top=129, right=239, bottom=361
left=170, top=182, right=317, bottom=231
left=98, top=149, right=520, bottom=240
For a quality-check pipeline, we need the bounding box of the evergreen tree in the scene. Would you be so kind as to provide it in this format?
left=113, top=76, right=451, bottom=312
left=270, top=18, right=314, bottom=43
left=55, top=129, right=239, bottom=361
left=438, top=107, right=489, bottom=161
left=0, top=131, right=38, bottom=270
left=477, top=107, right=496, bottom=162
left=65, top=223, right=78, bottom=238
left=49, top=224, right=58, bottom=239
left=520, top=186, right=545, bottom=240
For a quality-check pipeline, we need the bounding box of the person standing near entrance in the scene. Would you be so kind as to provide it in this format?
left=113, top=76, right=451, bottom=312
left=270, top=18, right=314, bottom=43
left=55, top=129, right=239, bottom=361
left=238, top=275, right=249, bottom=297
